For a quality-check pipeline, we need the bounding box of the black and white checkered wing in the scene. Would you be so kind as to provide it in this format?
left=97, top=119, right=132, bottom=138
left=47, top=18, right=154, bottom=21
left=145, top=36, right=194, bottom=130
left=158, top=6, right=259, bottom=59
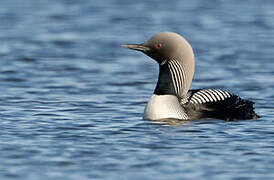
left=189, top=89, right=232, bottom=104
left=181, top=89, right=257, bottom=120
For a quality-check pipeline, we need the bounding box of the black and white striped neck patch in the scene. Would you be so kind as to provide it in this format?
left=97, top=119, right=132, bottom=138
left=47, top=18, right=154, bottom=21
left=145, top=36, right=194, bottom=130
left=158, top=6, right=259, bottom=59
left=167, top=60, right=186, bottom=98
left=189, top=89, right=232, bottom=104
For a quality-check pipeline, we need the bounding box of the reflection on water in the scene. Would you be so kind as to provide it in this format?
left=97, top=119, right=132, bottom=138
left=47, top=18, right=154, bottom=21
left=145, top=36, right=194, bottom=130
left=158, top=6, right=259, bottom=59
left=150, top=118, right=190, bottom=126
left=0, top=0, right=274, bottom=179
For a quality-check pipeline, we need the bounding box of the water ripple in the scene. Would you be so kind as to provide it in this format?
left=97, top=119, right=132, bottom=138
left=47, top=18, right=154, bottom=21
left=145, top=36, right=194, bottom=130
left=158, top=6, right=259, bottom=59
left=0, top=0, right=273, bottom=180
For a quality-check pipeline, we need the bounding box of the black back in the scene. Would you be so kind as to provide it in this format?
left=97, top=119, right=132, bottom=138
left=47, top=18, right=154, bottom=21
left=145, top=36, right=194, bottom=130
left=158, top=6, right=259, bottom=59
left=182, top=89, right=259, bottom=120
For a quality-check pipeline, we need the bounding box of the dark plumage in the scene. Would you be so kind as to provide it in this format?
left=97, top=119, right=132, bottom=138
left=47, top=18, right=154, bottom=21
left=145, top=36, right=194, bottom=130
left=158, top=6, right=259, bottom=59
left=182, top=89, right=259, bottom=120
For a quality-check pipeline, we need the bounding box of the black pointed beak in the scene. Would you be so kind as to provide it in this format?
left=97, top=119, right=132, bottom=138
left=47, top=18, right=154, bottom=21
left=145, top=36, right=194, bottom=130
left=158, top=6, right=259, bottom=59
left=121, top=44, right=150, bottom=52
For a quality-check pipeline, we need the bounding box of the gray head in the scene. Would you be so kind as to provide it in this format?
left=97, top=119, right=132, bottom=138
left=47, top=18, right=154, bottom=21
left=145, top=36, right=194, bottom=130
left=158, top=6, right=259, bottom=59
left=122, top=32, right=195, bottom=98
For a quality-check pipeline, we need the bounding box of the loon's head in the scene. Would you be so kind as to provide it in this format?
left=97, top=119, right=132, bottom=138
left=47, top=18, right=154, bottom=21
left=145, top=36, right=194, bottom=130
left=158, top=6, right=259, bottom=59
left=122, top=32, right=195, bottom=97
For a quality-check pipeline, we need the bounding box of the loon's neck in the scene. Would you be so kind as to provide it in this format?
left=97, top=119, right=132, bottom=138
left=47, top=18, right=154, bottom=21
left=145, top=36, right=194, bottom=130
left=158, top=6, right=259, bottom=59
left=153, top=60, right=193, bottom=98
left=154, top=63, right=176, bottom=96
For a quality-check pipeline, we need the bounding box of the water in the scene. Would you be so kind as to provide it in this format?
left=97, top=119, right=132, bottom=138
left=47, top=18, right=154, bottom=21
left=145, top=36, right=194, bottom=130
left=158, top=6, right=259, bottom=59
left=0, top=0, right=273, bottom=179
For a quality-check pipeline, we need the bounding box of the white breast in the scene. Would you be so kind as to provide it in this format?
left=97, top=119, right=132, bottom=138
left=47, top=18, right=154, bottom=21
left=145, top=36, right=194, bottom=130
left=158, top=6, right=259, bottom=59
left=143, top=94, right=188, bottom=120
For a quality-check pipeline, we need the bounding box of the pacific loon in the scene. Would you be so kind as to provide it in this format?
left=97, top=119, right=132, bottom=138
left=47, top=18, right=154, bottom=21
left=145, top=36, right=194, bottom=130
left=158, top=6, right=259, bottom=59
left=122, top=32, right=259, bottom=120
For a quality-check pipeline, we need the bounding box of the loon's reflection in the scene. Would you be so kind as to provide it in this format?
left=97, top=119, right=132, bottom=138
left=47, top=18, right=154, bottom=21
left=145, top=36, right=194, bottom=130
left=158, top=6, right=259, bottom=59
left=149, top=118, right=189, bottom=126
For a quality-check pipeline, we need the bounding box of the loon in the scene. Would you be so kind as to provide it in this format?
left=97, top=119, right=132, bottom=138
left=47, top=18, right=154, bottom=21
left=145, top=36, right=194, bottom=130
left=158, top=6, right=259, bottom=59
left=122, top=32, right=259, bottom=121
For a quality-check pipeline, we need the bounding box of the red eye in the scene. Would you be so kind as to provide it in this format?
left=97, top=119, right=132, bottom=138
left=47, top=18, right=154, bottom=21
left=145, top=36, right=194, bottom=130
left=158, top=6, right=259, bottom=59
left=156, top=43, right=162, bottom=49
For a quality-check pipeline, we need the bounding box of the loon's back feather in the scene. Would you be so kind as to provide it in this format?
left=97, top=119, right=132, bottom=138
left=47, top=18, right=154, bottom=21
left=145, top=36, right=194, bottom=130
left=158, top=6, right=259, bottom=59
left=182, top=89, right=259, bottom=120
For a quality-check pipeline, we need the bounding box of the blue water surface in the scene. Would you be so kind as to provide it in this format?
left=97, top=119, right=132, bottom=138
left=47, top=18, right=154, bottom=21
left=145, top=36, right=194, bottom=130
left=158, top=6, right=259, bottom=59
left=0, top=0, right=274, bottom=179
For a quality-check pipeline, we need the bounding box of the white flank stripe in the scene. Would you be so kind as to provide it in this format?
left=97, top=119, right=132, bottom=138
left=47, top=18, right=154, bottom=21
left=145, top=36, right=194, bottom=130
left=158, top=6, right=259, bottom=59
left=212, top=89, right=225, bottom=100
left=224, top=91, right=231, bottom=97
left=193, top=94, right=206, bottom=103
left=207, top=89, right=221, bottom=101
left=189, top=89, right=232, bottom=105
left=190, top=98, right=199, bottom=104
left=216, top=89, right=228, bottom=99
left=199, top=90, right=214, bottom=102
left=196, top=91, right=210, bottom=102
left=204, top=89, right=218, bottom=102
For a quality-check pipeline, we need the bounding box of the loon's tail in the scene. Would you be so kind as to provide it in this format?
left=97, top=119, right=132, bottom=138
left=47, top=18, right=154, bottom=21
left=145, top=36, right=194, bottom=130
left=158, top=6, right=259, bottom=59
left=225, top=97, right=259, bottom=120
left=184, top=89, right=259, bottom=120
left=247, top=103, right=259, bottom=119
